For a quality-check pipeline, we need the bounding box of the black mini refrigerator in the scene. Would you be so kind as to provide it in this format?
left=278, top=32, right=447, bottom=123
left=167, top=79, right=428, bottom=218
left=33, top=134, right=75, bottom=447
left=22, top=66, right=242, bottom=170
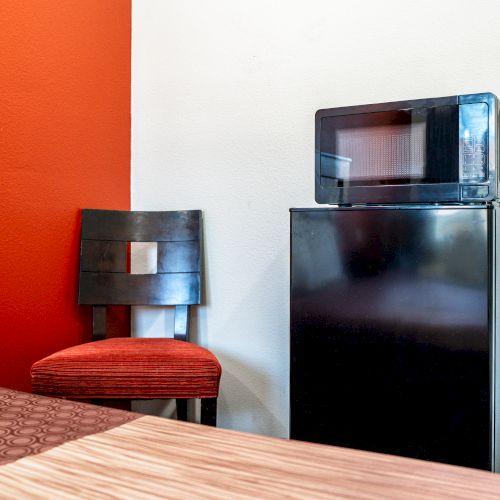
left=290, top=205, right=499, bottom=470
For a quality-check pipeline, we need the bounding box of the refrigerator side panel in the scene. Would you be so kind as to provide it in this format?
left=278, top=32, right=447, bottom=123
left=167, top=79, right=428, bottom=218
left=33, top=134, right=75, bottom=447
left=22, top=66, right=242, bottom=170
left=494, top=206, right=499, bottom=472
left=291, top=207, right=490, bottom=470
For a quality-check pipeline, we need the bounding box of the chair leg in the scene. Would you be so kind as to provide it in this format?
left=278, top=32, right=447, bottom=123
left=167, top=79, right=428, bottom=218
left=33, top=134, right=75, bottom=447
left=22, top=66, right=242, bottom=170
left=176, top=399, right=188, bottom=421
left=200, top=398, right=217, bottom=427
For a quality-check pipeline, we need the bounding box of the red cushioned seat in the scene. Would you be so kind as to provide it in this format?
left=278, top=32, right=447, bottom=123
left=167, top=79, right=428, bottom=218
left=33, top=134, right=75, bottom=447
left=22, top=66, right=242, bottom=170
left=31, top=338, right=221, bottom=400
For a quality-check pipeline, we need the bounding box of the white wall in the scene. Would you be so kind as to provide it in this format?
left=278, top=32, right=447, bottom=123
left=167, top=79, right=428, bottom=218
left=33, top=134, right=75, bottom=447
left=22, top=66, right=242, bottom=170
left=132, top=0, right=500, bottom=437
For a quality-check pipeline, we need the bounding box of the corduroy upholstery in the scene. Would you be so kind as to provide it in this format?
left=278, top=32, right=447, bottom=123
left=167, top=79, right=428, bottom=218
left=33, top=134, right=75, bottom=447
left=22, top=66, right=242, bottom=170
left=31, top=338, right=221, bottom=399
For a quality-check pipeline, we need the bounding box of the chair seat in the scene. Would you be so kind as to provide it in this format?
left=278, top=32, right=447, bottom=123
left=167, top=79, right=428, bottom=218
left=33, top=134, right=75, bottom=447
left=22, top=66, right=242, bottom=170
left=31, top=338, right=221, bottom=400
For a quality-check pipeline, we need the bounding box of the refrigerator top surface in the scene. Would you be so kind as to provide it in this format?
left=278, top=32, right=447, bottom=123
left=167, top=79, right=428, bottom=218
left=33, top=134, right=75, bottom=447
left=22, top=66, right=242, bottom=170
left=290, top=204, right=493, bottom=212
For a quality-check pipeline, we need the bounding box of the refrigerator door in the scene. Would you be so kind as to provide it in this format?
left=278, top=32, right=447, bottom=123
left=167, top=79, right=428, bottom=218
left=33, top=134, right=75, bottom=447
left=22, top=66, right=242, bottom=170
left=290, top=206, right=491, bottom=470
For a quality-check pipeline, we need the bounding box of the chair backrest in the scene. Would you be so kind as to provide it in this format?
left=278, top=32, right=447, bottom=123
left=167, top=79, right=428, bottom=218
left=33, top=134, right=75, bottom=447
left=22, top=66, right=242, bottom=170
left=78, top=209, right=202, bottom=341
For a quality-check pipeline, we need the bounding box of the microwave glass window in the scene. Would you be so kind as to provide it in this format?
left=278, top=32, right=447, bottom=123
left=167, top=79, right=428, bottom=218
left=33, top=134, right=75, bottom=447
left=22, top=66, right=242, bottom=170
left=335, top=122, right=426, bottom=180
left=320, top=106, right=458, bottom=187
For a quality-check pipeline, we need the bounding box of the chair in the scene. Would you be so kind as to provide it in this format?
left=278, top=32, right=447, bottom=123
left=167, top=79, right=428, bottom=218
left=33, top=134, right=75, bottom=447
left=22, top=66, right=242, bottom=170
left=31, top=209, right=220, bottom=426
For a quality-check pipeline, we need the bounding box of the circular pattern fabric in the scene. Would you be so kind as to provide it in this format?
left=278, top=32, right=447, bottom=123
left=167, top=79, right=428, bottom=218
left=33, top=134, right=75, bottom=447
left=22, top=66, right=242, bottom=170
left=0, top=387, right=139, bottom=465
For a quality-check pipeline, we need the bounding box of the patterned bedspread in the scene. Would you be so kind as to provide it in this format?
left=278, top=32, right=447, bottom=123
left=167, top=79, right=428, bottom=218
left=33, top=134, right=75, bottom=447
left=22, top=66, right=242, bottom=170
left=2, top=387, right=500, bottom=499
left=0, top=387, right=137, bottom=465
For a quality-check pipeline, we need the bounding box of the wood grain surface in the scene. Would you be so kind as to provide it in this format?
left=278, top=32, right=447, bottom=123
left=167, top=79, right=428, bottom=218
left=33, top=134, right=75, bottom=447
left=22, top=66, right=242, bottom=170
left=2, top=414, right=500, bottom=499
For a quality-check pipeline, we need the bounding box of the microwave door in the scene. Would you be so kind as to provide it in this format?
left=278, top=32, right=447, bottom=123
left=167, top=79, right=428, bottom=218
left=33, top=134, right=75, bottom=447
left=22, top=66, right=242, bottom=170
left=315, top=100, right=460, bottom=205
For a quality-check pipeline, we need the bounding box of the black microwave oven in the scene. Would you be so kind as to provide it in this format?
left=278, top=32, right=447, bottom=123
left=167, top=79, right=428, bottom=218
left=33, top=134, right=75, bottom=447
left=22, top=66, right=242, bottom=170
left=315, top=93, right=498, bottom=205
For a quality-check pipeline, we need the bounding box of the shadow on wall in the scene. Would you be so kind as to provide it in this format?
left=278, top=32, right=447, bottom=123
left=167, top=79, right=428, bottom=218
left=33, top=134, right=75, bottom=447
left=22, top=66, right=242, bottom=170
left=133, top=352, right=285, bottom=438
left=200, top=242, right=288, bottom=438
left=216, top=354, right=287, bottom=438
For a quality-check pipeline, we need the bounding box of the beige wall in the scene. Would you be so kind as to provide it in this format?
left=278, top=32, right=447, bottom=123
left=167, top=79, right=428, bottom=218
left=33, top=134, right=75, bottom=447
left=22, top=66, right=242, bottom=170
left=132, top=0, right=500, bottom=436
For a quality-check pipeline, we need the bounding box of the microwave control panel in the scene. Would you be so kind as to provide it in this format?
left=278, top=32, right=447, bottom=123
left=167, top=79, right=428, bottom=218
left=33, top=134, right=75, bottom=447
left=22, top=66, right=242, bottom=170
left=462, top=133, right=487, bottom=180
left=459, top=102, right=489, bottom=184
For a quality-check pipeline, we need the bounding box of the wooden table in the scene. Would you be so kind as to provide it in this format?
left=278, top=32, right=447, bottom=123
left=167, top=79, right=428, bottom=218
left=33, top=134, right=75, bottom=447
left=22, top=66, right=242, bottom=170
left=1, top=387, right=500, bottom=499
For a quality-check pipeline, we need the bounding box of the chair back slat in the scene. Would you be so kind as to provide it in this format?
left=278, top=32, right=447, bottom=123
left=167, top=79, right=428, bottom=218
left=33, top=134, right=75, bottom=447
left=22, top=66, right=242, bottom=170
left=157, top=241, right=200, bottom=273
left=79, top=272, right=200, bottom=305
left=81, top=209, right=200, bottom=242
left=81, top=241, right=127, bottom=272
left=78, top=209, right=202, bottom=307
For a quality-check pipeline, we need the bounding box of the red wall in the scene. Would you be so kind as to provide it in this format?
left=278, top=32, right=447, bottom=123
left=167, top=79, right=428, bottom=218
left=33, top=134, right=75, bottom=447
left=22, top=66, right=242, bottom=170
left=0, top=1, right=131, bottom=391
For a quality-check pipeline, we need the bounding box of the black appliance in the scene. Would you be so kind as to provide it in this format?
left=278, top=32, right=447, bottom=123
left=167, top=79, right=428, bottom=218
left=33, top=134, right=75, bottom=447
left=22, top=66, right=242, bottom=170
left=315, top=93, right=497, bottom=204
left=290, top=92, right=499, bottom=471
